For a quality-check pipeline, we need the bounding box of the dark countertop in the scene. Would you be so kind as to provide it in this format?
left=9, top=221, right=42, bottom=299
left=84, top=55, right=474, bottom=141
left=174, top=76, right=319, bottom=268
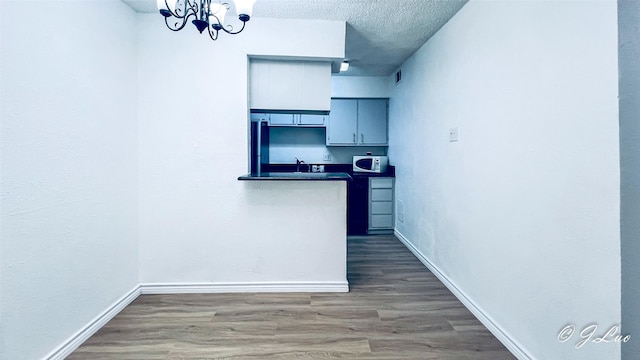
left=238, top=172, right=352, bottom=181
left=239, top=164, right=394, bottom=181
left=262, top=164, right=395, bottom=178
left=350, top=171, right=395, bottom=178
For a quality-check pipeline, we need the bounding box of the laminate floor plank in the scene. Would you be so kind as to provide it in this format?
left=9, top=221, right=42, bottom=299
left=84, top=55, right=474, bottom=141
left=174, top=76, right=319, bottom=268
left=69, top=235, right=515, bottom=359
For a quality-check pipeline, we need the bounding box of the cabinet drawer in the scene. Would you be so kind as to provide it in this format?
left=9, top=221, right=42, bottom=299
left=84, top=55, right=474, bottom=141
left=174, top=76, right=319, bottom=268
left=299, top=114, right=325, bottom=126
left=370, top=178, right=393, bottom=189
left=371, top=201, right=393, bottom=215
left=268, top=113, right=296, bottom=125
left=371, top=188, right=392, bottom=202
left=370, top=214, right=393, bottom=229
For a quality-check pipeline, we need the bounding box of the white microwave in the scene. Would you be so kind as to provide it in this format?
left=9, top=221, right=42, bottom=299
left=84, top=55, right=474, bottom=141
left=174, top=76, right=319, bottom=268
left=353, top=156, right=388, bottom=173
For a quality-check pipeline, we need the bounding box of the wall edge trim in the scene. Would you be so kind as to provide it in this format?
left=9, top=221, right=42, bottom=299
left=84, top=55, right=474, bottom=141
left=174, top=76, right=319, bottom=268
left=139, top=281, right=350, bottom=294
left=42, top=280, right=348, bottom=358
left=45, top=285, right=142, bottom=360
left=394, top=229, right=535, bottom=360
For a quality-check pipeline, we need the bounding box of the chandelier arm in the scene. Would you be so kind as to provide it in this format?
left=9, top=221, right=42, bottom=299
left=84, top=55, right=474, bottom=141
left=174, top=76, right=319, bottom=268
left=163, top=0, right=200, bottom=31
left=186, top=0, right=199, bottom=17
left=207, top=27, right=220, bottom=41
left=162, top=0, right=195, bottom=19
left=219, top=20, right=246, bottom=35
left=165, top=12, right=194, bottom=31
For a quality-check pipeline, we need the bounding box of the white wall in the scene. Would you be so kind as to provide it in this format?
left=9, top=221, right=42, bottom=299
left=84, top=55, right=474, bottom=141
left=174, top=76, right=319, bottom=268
left=332, top=76, right=390, bottom=98
left=0, top=1, right=4, bottom=356
left=619, top=1, right=640, bottom=358
left=388, top=1, right=620, bottom=360
left=137, top=15, right=346, bottom=284
left=0, top=1, right=138, bottom=359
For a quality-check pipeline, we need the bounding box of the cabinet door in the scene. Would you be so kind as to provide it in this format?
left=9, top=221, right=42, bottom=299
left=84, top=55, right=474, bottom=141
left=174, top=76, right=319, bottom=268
left=297, top=62, right=332, bottom=111
left=298, top=114, right=326, bottom=126
left=268, top=113, right=296, bottom=126
left=357, top=99, right=388, bottom=145
left=327, top=99, right=358, bottom=145
left=370, top=177, right=394, bottom=189
left=250, top=113, right=269, bottom=122
left=370, top=202, right=393, bottom=214
left=249, top=60, right=331, bottom=111
left=370, top=215, right=394, bottom=229
left=370, top=188, right=393, bottom=202
left=250, top=60, right=293, bottom=110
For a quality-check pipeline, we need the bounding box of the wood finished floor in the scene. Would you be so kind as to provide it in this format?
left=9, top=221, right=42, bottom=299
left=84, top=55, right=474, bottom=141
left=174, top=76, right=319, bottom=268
left=69, top=235, right=515, bottom=359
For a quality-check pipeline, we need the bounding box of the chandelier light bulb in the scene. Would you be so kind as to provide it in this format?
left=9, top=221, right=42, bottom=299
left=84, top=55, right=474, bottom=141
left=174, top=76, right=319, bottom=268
left=210, top=3, right=228, bottom=30
left=233, top=0, right=257, bottom=21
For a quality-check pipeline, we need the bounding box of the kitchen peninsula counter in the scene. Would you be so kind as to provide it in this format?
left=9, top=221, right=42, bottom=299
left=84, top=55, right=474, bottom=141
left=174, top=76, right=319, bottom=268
left=237, top=173, right=349, bottom=292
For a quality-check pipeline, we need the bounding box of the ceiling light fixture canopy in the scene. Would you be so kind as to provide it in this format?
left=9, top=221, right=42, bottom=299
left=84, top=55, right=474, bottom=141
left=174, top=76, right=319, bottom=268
left=156, top=0, right=256, bottom=41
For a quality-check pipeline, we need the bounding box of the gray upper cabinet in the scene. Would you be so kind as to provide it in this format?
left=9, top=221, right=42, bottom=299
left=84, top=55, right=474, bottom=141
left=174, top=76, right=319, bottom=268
left=327, top=99, right=358, bottom=144
left=299, top=114, right=326, bottom=126
left=268, top=113, right=296, bottom=126
left=250, top=59, right=332, bottom=112
left=327, top=98, right=388, bottom=146
left=357, top=100, right=388, bottom=145
left=267, top=113, right=326, bottom=127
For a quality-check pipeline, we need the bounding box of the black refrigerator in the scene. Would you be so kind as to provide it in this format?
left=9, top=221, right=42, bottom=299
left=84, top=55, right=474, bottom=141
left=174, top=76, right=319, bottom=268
left=250, top=119, right=269, bottom=174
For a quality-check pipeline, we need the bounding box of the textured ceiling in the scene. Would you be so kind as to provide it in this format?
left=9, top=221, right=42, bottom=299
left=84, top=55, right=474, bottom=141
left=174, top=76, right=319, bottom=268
left=122, top=0, right=468, bottom=76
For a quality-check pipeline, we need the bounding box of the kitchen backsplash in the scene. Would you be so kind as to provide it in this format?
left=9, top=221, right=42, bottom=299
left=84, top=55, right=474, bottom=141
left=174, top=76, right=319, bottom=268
left=268, top=127, right=387, bottom=164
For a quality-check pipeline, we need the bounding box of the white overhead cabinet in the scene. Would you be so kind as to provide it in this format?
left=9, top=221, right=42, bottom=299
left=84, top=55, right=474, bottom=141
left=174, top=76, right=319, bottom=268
left=327, top=99, right=388, bottom=146
left=250, top=59, right=332, bottom=112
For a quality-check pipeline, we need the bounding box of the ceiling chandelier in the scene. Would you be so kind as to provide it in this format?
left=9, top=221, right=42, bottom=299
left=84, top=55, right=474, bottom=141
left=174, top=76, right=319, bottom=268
left=156, top=0, right=256, bottom=41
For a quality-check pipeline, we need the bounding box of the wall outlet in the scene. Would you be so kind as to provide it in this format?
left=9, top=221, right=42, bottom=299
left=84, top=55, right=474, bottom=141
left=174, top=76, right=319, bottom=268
left=323, top=153, right=332, bottom=161
left=397, top=200, right=404, bottom=223
left=449, top=127, right=459, bottom=142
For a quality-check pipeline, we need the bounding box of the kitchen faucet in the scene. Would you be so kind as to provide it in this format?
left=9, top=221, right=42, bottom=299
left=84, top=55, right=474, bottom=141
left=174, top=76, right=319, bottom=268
left=295, top=158, right=310, bottom=172
left=296, top=157, right=304, bottom=172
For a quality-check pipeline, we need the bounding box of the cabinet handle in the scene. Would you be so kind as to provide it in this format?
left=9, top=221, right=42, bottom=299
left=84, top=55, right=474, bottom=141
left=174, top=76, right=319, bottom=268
left=353, top=133, right=356, bottom=143
left=361, top=133, right=364, bottom=143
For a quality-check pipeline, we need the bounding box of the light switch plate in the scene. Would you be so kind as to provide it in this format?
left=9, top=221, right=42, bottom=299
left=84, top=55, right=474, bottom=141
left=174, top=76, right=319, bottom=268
left=449, top=127, right=459, bottom=142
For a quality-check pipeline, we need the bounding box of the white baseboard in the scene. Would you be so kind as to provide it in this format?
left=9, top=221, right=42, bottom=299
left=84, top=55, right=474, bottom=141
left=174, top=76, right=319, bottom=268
left=140, top=281, right=350, bottom=294
left=394, top=230, right=534, bottom=360
left=45, top=285, right=141, bottom=360
left=44, top=280, right=347, bottom=359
